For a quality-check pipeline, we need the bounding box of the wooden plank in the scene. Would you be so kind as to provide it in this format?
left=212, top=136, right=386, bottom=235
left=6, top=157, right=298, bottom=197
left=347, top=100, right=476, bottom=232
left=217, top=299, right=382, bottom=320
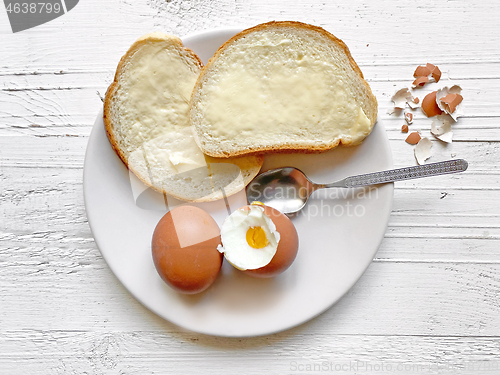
left=0, top=1, right=500, bottom=74
left=0, top=330, right=499, bottom=375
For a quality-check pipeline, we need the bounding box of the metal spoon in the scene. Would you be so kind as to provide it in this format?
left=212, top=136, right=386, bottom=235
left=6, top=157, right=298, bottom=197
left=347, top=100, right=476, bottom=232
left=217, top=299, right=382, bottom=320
left=246, top=159, right=468, bottom=214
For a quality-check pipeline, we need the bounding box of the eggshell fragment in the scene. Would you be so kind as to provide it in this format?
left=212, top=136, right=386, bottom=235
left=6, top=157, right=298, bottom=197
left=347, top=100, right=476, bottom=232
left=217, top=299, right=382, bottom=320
left=413, top=64, right=441, bottom=87
left=412, top=76, right=429, bottom=88
left=414, top=137, right=432, bottom=164
left=391, top=87, right=413, bottom=109
left=427, top=63, right=442, bottom=82
left=408, top=97, right=420, bottom=110
left=405, top=112, right=414, bottom=125
left=405, top=131, right=421, bottom=145
left=436, top=85, right=463, bottom=121
left=414, top=65, right=432, bottom=78
left=401, top=124, right=409, bottom=133
left=431, top=114, right=453, bottom=143
left=421, top=91, right=444, bottom=117
left=440, top=94, right=463, bottom=113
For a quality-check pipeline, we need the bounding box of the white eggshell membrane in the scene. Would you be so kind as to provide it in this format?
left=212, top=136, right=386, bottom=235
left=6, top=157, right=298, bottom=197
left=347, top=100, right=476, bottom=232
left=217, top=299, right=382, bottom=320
left=391, top=87, right=413, bottom=109
left=218, top=205, right=280, bottom=270
left=414, top=137, right=433, bottom=165
left=431, top=114, right=453, bottom=143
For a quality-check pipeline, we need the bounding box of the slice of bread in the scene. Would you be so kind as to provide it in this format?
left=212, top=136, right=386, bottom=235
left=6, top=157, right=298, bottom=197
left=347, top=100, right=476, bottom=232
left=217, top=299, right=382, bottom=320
left=189, top=21, right=378, bottom=158
left=104, top=32, right=263, bottom=202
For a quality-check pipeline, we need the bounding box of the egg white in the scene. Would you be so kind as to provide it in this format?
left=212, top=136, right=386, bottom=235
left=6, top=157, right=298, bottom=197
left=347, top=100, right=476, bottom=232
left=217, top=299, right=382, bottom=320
left=218, top=205, right=280, bottom=270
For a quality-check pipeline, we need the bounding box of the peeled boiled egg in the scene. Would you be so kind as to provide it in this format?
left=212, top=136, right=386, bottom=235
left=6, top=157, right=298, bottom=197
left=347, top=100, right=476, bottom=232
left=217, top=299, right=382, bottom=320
left=151, top=206, right=223, bottom=294
left=218, top=203, right=299, bottom=278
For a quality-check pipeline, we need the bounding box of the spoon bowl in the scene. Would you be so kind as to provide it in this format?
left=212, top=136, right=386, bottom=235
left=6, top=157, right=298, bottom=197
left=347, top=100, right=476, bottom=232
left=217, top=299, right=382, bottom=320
left=246, top=167, right=315, bottom=214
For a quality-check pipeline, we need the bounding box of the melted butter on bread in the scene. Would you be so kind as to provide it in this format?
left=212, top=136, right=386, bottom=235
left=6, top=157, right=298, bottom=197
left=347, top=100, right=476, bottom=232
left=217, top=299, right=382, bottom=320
left=118, top=37, right=198, bottom=148
left=190, top=22, right=378, bottom=157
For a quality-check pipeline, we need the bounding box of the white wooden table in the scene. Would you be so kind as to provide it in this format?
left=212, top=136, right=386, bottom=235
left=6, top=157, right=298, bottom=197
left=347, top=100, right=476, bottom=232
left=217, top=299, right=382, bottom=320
left=1, top=0, right=499, bottom=373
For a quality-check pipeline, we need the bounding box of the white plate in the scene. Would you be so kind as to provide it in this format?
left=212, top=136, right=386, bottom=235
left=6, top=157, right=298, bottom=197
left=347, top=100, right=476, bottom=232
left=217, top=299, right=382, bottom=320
left=83, top=28, right=393, bottom=337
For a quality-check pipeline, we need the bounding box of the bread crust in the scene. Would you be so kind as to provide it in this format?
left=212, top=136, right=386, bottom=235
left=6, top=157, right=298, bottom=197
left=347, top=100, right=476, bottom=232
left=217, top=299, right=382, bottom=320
left=103, top=33, right=262, bottom=202
left=190, top=21, right=378, bottom=158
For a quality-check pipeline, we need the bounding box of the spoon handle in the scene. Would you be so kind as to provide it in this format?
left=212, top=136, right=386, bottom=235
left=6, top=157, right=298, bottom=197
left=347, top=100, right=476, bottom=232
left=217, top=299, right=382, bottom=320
left=326, top=159, right=468, bottom=188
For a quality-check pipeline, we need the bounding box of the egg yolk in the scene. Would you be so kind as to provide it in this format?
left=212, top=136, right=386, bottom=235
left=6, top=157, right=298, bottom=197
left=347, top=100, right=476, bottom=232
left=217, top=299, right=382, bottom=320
left=246, top=226, right=268, bottom=249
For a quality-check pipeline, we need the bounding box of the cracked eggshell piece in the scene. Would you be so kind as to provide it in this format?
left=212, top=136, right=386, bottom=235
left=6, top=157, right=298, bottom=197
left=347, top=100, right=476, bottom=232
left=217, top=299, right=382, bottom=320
left=421, top=91, right=444, bottom=117
left=405, top=112, right=414, bottom=125
left=431, top=114, right=454, bottom=143
left=412, top=76, right=429, bottom=88
left=218, top=204, right=299, bottom=278
left=408, top=97, right=420, bottom=110
left=441, top=93, right=463, bottom=113
left=414, top=137, right=433, bottom=165
left=413, top=63, right=441, bottom=86
left=436, top=85, right=463, bottom=121
left=391, top=87, right=413, bottom=110
left=414, top=65, right=432, bottom=78
left=427, top=63, right=442, bottom=82
left=405, top=131, right=421, bottom=145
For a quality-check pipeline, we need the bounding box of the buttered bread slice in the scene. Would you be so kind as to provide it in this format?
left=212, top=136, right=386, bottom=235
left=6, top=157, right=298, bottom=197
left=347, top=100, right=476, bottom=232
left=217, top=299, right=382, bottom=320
left=189, top=21, right=378, bottom=157
left=104, top=32, right=263, bottom=202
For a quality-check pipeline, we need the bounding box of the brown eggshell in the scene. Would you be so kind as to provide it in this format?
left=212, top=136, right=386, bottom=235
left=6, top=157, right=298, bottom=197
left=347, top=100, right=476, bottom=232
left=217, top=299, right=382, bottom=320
left=405, top=131, right=421, bottom=145
left=424, top=63, right=442, bottom=82
left=414, top=65, right=432, bottom=78
left=440, top=93, right=463, bottom=114
left=413, top=76, right=429, bottom=87
left=151, top=206, right=223, bottom=294
left=401, top=124, right=409, bottom=133
left=243, top=205, right=299, bottom=278
left=421, top=91, right=444, bottom=117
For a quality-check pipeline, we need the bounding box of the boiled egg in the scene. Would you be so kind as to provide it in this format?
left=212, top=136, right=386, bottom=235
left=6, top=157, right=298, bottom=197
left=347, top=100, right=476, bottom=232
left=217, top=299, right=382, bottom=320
left=151, top=206, right=223, bottom=294
left=218, top=203, right=299, bottom=278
